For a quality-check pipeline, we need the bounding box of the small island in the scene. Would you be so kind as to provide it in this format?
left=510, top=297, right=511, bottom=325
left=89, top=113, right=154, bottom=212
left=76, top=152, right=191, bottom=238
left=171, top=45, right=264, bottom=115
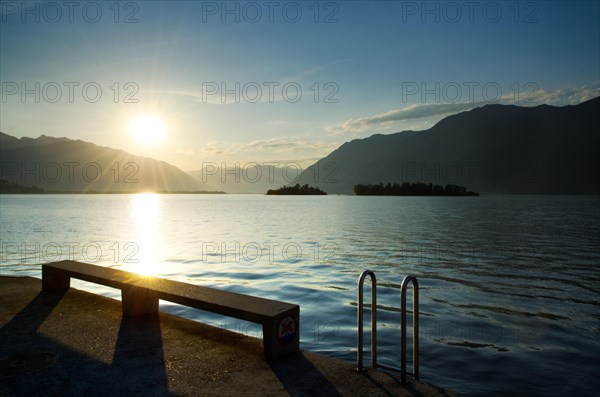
left=266, top=183, right=327, bottom=195
left=354, top=182, right=478, bottom=196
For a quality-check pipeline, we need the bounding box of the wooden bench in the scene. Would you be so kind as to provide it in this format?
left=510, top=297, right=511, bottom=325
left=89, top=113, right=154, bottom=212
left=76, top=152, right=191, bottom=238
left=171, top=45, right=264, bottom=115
left=42, top=260, right=299, bottom=361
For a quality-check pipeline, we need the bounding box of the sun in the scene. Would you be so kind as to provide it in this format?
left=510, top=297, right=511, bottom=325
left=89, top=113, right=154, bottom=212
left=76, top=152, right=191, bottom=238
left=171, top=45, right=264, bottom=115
left=128, top=115, right=166, bottom=145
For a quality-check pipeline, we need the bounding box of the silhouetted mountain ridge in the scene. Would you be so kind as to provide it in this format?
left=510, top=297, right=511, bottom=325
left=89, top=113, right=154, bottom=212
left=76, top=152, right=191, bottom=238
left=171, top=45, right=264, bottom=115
left=297, top=97, right=600, bottom=194
left=0, top=132, right=204, bottom=192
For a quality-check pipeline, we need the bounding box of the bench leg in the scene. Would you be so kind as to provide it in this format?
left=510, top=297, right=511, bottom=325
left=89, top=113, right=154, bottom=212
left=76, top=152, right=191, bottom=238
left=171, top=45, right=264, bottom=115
left=262, top=306, right=300, bottom=361
left=42, top=267, right=70, bottom=291
left=122, top=287, right=159, bottom=317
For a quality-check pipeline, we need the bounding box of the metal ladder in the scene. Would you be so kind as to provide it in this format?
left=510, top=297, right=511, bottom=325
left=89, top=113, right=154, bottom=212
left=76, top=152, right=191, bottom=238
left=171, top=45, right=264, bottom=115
left=356, top=270, right=419, bottom=383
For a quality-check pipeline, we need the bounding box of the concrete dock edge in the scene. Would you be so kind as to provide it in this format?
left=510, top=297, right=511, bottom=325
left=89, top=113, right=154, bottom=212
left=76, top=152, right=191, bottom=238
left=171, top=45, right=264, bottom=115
left=0, top=276, right=458, bottom=396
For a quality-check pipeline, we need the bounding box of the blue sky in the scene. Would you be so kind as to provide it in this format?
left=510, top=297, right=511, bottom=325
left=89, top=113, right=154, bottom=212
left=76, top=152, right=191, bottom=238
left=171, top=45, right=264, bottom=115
left=1, top=0, right=599, bottom=170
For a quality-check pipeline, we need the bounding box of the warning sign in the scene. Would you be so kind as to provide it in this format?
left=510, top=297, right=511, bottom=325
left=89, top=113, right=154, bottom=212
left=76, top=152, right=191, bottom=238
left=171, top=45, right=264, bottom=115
left=277, top=316, right=297, bottom=345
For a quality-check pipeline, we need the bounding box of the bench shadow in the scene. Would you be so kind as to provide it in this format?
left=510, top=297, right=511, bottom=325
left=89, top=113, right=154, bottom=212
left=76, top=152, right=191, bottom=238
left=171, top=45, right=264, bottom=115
left=0, top=290, right=67, bottom=342
left=1, top=289, right=171, bottom=395
left=112, top=313, right=169, bottom=395
left=269, top=352, right=343, bottom=397
left=0, top=290, right=110, bottom=394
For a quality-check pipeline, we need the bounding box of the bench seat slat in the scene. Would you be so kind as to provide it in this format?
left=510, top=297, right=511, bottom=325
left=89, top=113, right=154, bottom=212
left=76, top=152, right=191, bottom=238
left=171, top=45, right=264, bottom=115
left=42, top=260, right=300, bottom=361
left=135, top=278, right=294, bottom=323
left=44, top=260, right=295, bottom=322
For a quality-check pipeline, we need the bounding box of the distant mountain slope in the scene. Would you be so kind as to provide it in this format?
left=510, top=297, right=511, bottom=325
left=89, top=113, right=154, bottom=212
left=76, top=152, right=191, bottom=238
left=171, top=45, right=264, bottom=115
left=187, top=164, right=304, bottom=194
left=297, top=97, right=600, bottom=194
left=0, top=133, right=204, bottom=192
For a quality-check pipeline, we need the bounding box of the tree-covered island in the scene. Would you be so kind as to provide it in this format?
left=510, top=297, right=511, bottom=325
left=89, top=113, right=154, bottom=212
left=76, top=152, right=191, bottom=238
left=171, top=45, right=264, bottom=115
left=354, top=182, right=478, bottom=196
left=266, top=184, right=327, bottom=195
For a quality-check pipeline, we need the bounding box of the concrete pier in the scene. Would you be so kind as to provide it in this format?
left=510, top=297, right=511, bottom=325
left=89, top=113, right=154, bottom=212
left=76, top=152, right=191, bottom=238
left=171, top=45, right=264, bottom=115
left=0, top=276, right=458, bottom=396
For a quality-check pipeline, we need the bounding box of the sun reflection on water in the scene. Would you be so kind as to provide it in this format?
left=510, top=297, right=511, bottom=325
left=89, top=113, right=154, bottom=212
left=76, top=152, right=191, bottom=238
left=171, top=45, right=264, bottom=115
left=128, top=193, right=163, bottom=275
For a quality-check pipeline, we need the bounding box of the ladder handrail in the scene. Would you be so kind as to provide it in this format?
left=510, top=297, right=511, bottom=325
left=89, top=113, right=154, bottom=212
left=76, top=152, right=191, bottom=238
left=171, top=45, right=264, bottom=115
left=400, top=275, right=419, bottom=383
left=357, top=270, right=376, bottom=372
left=356, top=271, right=420, bottom=383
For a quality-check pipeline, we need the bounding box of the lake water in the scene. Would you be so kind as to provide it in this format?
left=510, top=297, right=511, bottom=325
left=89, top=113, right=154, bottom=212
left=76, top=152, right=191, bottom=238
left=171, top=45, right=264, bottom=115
left=1, top=194, right=599, bottom=396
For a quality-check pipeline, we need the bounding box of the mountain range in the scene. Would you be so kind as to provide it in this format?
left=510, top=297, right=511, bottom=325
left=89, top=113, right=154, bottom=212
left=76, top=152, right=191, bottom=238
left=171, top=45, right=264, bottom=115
left=296, top=97, right=600, bottom=194
left=1, top=97, right=598, bottom=194
left=0, top=133, right=204, bottom=192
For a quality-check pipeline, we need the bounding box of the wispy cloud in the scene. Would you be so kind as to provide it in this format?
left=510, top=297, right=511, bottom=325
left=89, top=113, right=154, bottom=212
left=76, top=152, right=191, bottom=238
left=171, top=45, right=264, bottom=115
left=327, top=102, right=487, bottom=135
left=328, top=83, right=600, bottom=135
left=141, top=60, right=350, bottom=105
left=500, top=82, right=600, bottom=106
left=141, top=89, right=214, bottom=104
left=141, top=87, right=282, bottom=105
left=278, top=59, right=351, bottom=83
left=175, top=148, right=196, bottom=156
left=200, top=137, right=339, bottom=160
left=268, top=120, right=292, bottom=126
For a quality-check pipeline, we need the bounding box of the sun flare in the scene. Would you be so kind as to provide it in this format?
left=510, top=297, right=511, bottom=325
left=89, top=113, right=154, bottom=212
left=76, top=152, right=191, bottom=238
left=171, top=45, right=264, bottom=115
left=128, top=115, right=166, bottom=146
